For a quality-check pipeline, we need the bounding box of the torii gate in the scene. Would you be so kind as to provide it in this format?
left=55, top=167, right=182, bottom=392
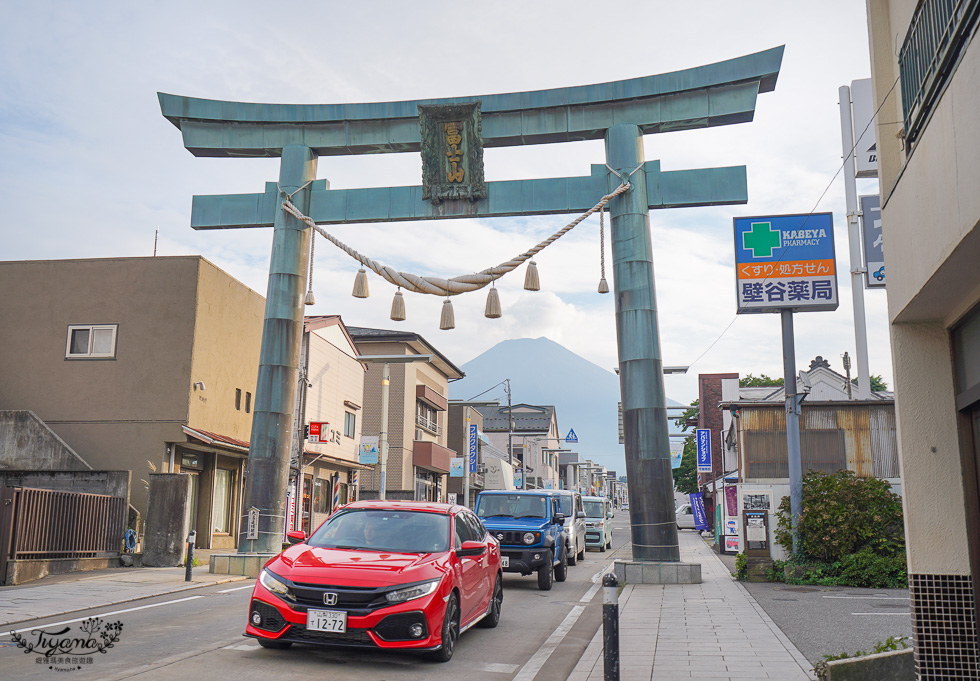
left=160, top=46, right=783, bottom=571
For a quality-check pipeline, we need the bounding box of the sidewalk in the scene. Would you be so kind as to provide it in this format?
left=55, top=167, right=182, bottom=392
left=571, top=531, right=815, bottom=680
left=0, top=566, right=249, bottom=628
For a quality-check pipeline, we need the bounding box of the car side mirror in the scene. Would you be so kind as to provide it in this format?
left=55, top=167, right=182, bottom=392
left=553, top=512, right=566, bottom=525
left=458, top=540, right=486, bottom=557
left=576, top=511, right=586, bottom=519
left=285, top=530, right=306, bottom=545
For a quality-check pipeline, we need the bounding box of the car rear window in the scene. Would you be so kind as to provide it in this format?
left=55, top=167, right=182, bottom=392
left=308, top=509, right=449, bottom=553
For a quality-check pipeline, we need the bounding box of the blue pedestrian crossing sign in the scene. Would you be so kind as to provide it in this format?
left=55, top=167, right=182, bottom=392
left=565, top=429, right=578, bottom=443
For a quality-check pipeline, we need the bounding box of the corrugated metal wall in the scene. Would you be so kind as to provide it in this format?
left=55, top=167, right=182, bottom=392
left=737, top=404, right=897, bottom=479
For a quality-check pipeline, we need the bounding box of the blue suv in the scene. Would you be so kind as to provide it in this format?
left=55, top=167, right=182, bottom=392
left=474, top=490, right=568, bottom=590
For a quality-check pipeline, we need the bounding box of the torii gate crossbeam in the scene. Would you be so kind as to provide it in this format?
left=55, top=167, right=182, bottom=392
left=160, top=46, right=783, bottom=571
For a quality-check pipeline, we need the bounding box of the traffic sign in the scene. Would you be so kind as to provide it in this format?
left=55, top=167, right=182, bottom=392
left=565, top=429, right=578, bottom=443
left=733, top=212, right=838, bottom=313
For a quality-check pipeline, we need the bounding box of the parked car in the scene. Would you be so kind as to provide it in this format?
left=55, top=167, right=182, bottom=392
left=245, top=500, right=502, bottom=662
left=582, top=496, right=613, bottom=551
left=475, top=490, right=568, bottom=590
left=621, top=501, right=630, bottom=511
left=550, top=489, right=587, bottom=564
left=676, top=503, right=696, bottom=530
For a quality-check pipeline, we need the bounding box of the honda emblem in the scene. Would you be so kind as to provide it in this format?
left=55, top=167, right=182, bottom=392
left=323, top=592, right=338, bottom=606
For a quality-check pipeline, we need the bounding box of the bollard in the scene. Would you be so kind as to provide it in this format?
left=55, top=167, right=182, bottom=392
left=185, top=530, right=196, bottom=582
left=603, top=572, right=620, bottom=681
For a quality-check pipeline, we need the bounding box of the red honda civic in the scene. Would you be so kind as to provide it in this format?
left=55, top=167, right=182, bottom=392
left=245, top=500, right=503, bottom=662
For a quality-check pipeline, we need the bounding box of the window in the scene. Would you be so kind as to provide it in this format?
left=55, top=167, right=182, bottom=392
left=416, top=401, right=439, bottom=434
left=66, top=324, right=118, bottom=359
left=235, top=389, right=242, bottom=410
left=212, top=469, right=233, bottom=534
left=245, top=392, right=252, bottom=413
left=344, top=411, right=356, bottom=438
left=313, top=478, right=330, bottom=514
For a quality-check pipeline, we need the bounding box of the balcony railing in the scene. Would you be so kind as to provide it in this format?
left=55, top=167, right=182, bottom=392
left=898, top=0, right=979, bottom=145
left=415, top=413, right=441, bottom=435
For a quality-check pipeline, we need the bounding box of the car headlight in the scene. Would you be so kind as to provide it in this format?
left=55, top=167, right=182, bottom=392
left=259, top=569, right=294, bottom=601
left=385, top=579, right=440, bottom=604
left=522, top=532, right=538, bottom=545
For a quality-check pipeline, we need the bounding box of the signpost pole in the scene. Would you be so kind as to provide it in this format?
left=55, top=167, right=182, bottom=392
left=839, top=85, right=872, bottom=400
left=379, top=361, right=390, bottom=501
left=781, top=310, right=804, bottom=554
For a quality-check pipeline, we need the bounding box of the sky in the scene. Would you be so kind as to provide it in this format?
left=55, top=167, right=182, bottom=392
left=0, top=1, right=889, bottom=407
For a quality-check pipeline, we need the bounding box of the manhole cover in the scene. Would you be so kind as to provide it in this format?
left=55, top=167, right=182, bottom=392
left=780, top=587, right=820, bottom=593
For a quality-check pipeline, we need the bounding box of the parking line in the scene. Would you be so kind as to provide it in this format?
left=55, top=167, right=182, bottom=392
left=823, top=595, right=909, bottom=600
left=218, top=585, right=255, bottom=593
left=512, top=604, right=586, bottom=681
left=852, top=612, right=911, bottom=616
left=10, top=595, right=204, bottom=634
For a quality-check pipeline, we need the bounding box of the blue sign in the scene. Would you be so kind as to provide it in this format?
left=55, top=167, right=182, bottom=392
left=450, top=457, right=464, bottom=478
left=468, top=425, right=478, bottom=473
left=733, top=212, right=838, bottom=314
left=565, top=429, right=578, bottom=443
left=689, top=492, right=709, bottom=531
left=670, top=448, right=683, bottom=469
left=696, top=429, right=712, bottom=473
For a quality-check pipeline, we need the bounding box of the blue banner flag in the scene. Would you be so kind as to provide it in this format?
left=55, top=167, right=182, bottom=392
left=468, top=425, right=478, bottom=473
left=696, top=429, right=712, bottom=473
left=689, top=492, right=709, bottom=531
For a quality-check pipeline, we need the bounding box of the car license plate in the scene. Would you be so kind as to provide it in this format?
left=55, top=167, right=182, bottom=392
left=501, top=556, right=510, bottom=568
left=307, top=609, right=347, bottom=633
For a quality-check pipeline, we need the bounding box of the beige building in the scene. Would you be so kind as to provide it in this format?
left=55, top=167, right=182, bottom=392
left=292, top=316, right=370, bottom=533
left=0, top=256, right=264, bottom=550
left=347, top=327, right=464, bottom=502
left=865, top=1, right=980, bottom=675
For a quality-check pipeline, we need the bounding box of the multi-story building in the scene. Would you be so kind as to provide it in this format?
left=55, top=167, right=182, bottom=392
left=865, top=1, right=980, bottom=673
left=0, top=256, right=264, bottom=551
left=473, top=402, right=561, bottom=489
left=346, top=327, right=463, bottom=502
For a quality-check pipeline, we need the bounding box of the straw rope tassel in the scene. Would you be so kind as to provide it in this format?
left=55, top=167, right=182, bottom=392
left=352, top=268, right=369, bottom=298
left=305, top=224, right=317, bottom=305
left=485, top=282, right=502, bottom=319
left=524, top=260, right=540, bottom=291
left=597, top=205, right=610, bottom=294
left=440, top=297, right=455, bottom=330
left=390, top=288, right=406, bottom=321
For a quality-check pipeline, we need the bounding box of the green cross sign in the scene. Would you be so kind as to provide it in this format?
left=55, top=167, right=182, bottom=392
left=743, top=221, right=781, bottom=257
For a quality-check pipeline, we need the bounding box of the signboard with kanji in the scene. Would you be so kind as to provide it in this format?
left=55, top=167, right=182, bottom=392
left=733, top=212, right=838, bottom=313
left=860, top=195, right=885, bottom=288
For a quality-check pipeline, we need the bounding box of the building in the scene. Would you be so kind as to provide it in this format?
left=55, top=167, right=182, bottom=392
left=347, top=327, right=464, bottom=502
left=865, top=1, right=980, bottom=674
left=0, top=256, right=264, bottom=551
left=719, top=357, right=899, bottom=561
left=445, top=402, right=512, bottom=507
left=473, top=402, right=561, bottom=489
left=291, top=316, right=372, bottom=534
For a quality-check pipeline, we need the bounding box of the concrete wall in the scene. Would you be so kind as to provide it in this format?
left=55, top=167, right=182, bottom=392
left=0, top=470, right=130, bottom=500
left=142, top=473, right=192, bottom=567
left=0, top=410, right=92, bottom=471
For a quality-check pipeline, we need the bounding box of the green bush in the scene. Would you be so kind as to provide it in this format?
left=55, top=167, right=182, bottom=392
left=766, top=558, right=787, bottom=583
left=835, top=547, right=908, bottom=588
left=775, top=470, right=905, bottom=563
left=734, top=552, right=747, bottom=581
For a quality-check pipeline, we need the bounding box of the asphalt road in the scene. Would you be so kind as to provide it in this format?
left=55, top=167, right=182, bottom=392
left=2, top=517, right=633, bottom=681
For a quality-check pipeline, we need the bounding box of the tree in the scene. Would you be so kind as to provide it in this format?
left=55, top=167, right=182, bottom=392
left=739, top=373, right=783, bottom=387
left=673, top=398, right=698, bottom=432
left=672, top=436, right=698, bottom=494
left=853, top=374, right=889, bottom=391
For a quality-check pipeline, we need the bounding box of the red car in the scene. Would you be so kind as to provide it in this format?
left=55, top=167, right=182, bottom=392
left=245, top=500, right=503, bottom=662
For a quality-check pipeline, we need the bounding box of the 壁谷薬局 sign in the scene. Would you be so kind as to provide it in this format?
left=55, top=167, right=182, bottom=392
left=733, top=213, right=838, bottom=314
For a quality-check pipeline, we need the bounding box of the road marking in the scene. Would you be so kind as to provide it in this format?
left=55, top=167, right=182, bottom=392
left=217, top=585, right=255, bottom=593
left=852, top=612, right=911, bottom=616
left=9, top=595, right=204, bottom=634
left=512, top=604, right=586, bottom=681
left=224, top=643, right=260, bottom=650
left=823, top=595, right=909, bottom=600
left=478, top=662, right=520, bottom=673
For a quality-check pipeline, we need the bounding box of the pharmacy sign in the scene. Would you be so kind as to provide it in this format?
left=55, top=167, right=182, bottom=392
left=733, top=212, right=838, bottom=313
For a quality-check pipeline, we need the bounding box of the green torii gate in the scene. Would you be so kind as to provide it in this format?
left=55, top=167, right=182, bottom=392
left=160, top=46, right=783, bottom=570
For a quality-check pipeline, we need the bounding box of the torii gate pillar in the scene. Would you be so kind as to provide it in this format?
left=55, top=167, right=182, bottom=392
left=606, top=125, right=680, bottom=564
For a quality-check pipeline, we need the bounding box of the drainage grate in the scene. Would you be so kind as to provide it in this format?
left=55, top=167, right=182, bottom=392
left=910, top=573, right=980, bottom=680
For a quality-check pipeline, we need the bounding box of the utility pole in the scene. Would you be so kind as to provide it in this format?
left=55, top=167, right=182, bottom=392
left=505, top=379, right=516, bottom=485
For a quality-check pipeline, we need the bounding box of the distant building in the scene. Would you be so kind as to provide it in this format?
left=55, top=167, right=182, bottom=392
left=719, top=357, right=898, bottom=560
left=347, top=327, right=463, bottom=502
left=865, top=0, right=980, bottom=671
left=473, top=403, right=561, bottom=489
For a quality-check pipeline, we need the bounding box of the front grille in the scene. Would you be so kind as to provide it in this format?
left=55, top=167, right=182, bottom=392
left=283, top=624, right=376, bottom=647
left=374, top=611, right=429, bottom=642
left=492, top=530, right=530, bottom=545
left=290, top=582, right=389, bottom=612
left=250, top=600, right=287, bottom=632
left=586, top=532, right=601, bottom=542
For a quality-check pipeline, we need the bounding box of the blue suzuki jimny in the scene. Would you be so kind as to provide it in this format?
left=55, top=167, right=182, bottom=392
left=474, top=489, right=568, bottom=590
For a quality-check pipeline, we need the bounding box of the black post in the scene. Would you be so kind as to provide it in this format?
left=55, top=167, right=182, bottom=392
left=185, top=530, right=196, bottom=582
left=603, top=572, right=620, bottom=681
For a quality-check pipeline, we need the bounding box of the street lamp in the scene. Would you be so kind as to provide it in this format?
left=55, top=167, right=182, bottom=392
left=356, top=354, right=432, bottom=501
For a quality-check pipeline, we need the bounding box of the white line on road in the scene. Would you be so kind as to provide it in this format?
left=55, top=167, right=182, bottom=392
left=512, top=605, right=586, bottom=681
left=10, top=595, right=204, bottom=634
left=823, top=595, right=909, bottom=600
left=852, top=612, right=911, bottom=616
left=217, top=585, right=255, bottom=593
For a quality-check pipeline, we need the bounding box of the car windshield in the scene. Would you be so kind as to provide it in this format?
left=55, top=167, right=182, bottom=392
left=476, top=494, right=547, bottom=519
left=557, top=495, right=572, bottom=515
left=308, top=509, right=450, bottom=553
left=583, top=500, right=605, bottom=518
